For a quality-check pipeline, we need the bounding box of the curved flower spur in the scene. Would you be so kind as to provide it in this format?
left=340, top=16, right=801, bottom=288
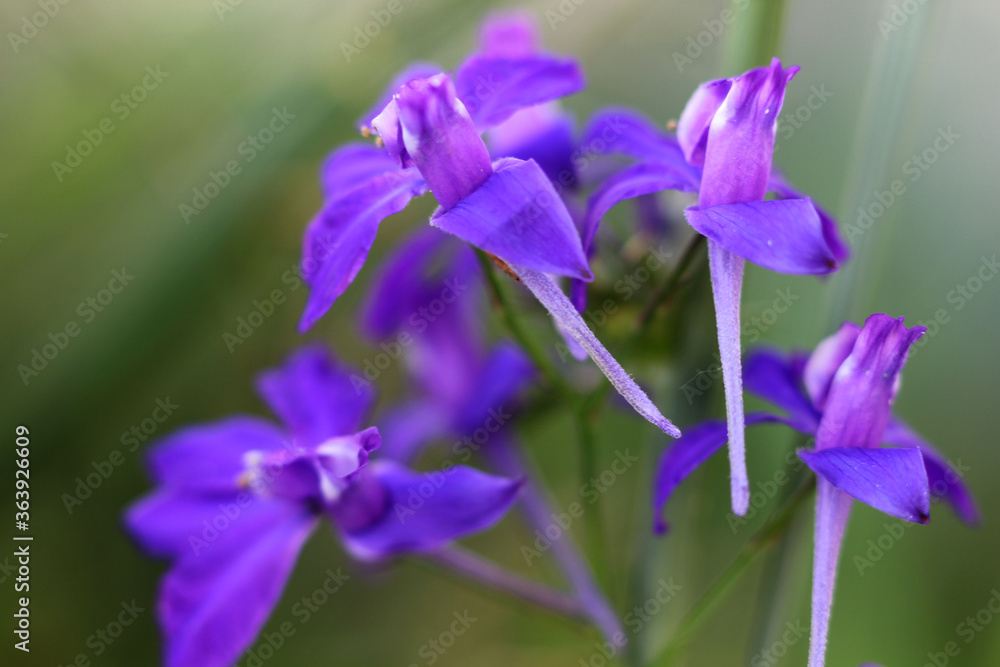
left=299, top=32, right=681, bottom=439
left=651, top=314, right=978, bottom=667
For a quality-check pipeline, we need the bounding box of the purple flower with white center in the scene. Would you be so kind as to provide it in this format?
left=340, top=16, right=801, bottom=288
left=124, top=345, right=521, bottom=667
left=300, top=31, right=681, bottom=439
left=580, top=59, right=848, bottom=514
left=651, top=313, right=978, bottom=667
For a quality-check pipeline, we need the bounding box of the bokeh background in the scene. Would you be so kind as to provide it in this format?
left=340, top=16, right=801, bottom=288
left=3, top=0, right=999, bottom=665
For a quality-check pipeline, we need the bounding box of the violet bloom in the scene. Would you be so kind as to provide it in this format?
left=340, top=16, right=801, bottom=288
left=301, top=41, right=680, bottom=439
left=580, top=59, right=848, bottom=513
left=359, top=229, right=625, bottom=641
left=124, top=345, right=521, bottom=667
left=358, top=228, right=535, bottom=462
left=652, top=314, right=978, bottom=667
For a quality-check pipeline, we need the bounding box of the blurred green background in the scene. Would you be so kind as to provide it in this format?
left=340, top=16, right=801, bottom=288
left=2, top=0, right=998, bottom=665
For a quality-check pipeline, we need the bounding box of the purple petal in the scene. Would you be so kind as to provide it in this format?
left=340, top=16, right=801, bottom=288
left=455, top=54, right=585, bottom=130
left=814, top=315, right=924, bottom=451
left=652, top=413, right=786, bottom=533
left=487, top=104, right=577, bottom=186
left=376, top=400, right=451, bottom=464
left=707, top=241, right=749, bottom=514
left=685, top=199, right=839, bottom=275
left=699, top=59, right=798, bottom=207
left=580, top=107, right=698, bottom=166
left=478, top=10, right=540, bottom=57
left=769, top=171, right=850, bottom=264
left=431, top=158, right=592, bottom=280
left=320, top=143, right=401, bottom=199
left=255, top=345, right=375, bottom=448
left=582, top=161, right=699, bottom=264
left=513, top=265, right=681, bottom=438
left=882, top=418, right=980, bottom=524
left=334, top=462, right=522, bottom=560
left=298, top=159, right=426, bottom=332
left=676, top=79, right=732, bottom=166
left=145, top=417, right=288, bottom=491
left=803, top=322, right=861, bottom=410
left=359, top=228, right=478, bottom=341
left=807, top=478, right=853, bottom=667
left=799, top=446, right=930, bottom=523
left=387, top=74, right=494, bottom=209
left=455, top=343, right=534, bottom=432
left=357, top=61, right=443, bottom=130
left=743, top=348, right=820, bottom=433
left=156, top=499, right=315, bottom=667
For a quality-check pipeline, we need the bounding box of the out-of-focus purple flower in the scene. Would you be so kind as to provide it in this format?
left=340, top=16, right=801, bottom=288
left=652, top=314, right=978, bottom=667
left=582, top=59, right=846, bottom=514
left=359, top=228, right=535, bottom=462
left=124, top=346, right=520, bottom=667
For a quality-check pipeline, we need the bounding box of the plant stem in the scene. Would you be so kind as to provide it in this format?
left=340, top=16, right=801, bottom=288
left=649, top=477, right=816, bottom=667
left=484, top=437, right=625, bottom=645
left=422, top=546, right=585, bottom=620
left=576, top=388, right=613, bottom=591
left=475, top=250, right=572, bottom=396
left=724, top=0, right=789, bottom=73
left=635, top=235, right=705, bottom=333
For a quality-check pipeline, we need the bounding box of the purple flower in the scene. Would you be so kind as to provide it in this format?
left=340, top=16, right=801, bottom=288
left=124, top=345, right=521, bottom=667
left=652, top=314, right=978, bottom=667
left=581, top=59, right=848, bottom=513
left=300, top=22, right=681, bottom=439
left=358, top=228, right=536, bottom=462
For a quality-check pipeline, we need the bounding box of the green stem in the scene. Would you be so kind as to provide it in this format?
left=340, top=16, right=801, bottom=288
left=635, top=235, right=705, bottom=333
left=649, top=478, right=816, bottom=667
left=724, top=0, right=789, bottom=73
left=475, top=250, right=572, bottom=396
left=576, top=387, right=613, bottom=589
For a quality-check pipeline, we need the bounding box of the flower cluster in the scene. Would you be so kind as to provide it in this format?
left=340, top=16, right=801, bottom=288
left=125, top=10, right=976, bottom=667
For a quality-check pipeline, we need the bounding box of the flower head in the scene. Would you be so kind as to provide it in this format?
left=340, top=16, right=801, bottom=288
left=299, top=17, right=682, bottom=440
left=579, top=59, right=848, bottom=514
left=125, top=345, right=521, bottom=667
left=652, top=314, right=977, bottom=667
